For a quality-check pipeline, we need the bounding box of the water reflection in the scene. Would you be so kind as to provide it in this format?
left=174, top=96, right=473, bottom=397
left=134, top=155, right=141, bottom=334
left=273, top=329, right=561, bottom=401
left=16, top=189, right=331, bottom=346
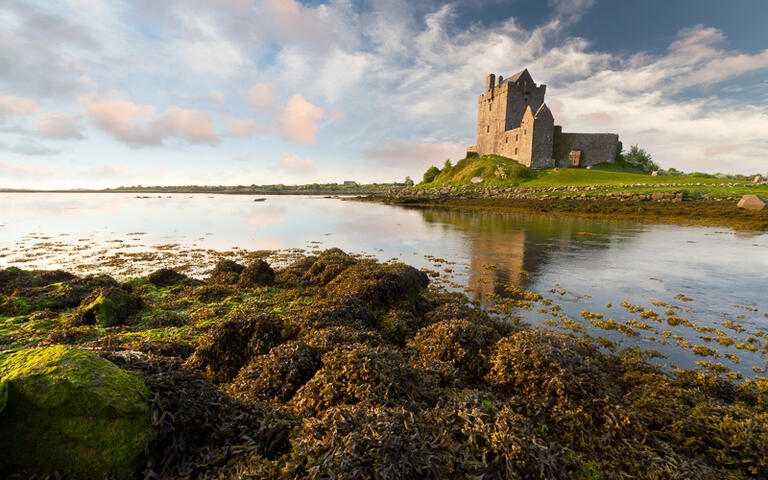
left=419, top=208, right=640, bottom=303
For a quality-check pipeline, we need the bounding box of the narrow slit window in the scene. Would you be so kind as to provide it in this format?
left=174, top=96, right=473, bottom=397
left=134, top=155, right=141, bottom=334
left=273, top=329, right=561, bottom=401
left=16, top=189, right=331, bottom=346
left=505, top=137, right=508, bottom=143
left=515, top=134, right=519, bottom=141
left=489, top=103, right=492, bottom=111
left=487, top=125, right=490, bottom=133
left=514, top=147, right=518, bottom=155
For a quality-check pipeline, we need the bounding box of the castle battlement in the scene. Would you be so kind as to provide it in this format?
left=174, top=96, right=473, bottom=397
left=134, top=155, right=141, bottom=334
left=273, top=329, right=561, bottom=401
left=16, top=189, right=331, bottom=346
left=467, top=69, right=618, bottom=169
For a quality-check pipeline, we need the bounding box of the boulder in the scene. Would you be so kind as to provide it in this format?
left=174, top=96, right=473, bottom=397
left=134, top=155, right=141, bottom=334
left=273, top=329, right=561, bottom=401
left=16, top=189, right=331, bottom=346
left=73, top=287, right=142, bottom=327
left=737, top=194, right=767, bottom=211
left=237, top=259, right=275, bottom=288
left=753, top=175, right=764, bottom=183
left=0, top=346, right=155, bottom=479
left=651, top=171, right=659, bottom=176
left=147, top=268, right=187, bottom=286
left=470, top=177, right=484, bottom=184
left=208, top=259, right=246, bottom=285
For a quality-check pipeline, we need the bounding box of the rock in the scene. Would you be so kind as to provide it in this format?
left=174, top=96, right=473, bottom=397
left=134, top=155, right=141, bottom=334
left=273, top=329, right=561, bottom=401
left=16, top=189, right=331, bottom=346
left=237, top=259, right=275, bottom=288
left=651, top=192, right=665, bottom=201
left=754, top=175, right=764, bottom=183
left=208, top=259, right=246, bottom=285
left=737, top=194, right=767, bottom=211
left=470, top=177, right=484, bottom=184
left=73, top=287, right=142, bottom=327
left=0, top=346, right=155, bottom=479
left=651, top=171, right=659, bottom=176
left=586, top=166, right=592, bottom=170
left=324, top=261, right=429, bottom=309
left=147, top=268, right=187, bottom=286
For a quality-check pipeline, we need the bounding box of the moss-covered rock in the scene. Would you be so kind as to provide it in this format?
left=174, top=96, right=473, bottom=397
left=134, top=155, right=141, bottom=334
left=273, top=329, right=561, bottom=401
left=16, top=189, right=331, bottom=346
left=237, top=259, right=275, bottom=288
left=73, top=287, right=142, bottom=327
left=185, top=312, right=282, bottom=383
left=228, top=340, right=320, bottom=403
left=208, top=259, right=246, bottom=285
left=147, top=267, right=188, bottom=287
left=0, top=345, right=155, bottom=479
left=324, top=261, right=429, bottom=309
left=291, top=344, right=435, bottom=415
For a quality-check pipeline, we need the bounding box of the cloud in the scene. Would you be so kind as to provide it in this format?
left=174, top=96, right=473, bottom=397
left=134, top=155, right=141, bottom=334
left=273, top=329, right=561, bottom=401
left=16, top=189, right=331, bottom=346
left=279, top=94, right=324, bottom=144
left=211, top=90, right=224, bottom=103
left=172, top=13, right=245, bottom=77
left=225, top=117, right=271, bottom=138
left=0, top=139, right=62, bottom=156
left=362, top=141, right=466, bottom=173
left=79, top=92, right=219, bottom=146
left=153, top=106, right=219, bottom=144
left=38, top=112, right=85, bottom=139
left=0, top=95, right=37, bottom=116
left=548, top=0, right=597, bottom=21
left=247, top=83, right=278, bottom=110
left=275, top=152, right=316, bottom=175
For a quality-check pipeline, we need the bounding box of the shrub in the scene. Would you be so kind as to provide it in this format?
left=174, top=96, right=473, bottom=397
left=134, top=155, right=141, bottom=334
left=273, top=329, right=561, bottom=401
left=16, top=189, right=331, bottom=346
left=422, top=166, right=441, bottom=184
left=621, top=145, right=659, bottom=173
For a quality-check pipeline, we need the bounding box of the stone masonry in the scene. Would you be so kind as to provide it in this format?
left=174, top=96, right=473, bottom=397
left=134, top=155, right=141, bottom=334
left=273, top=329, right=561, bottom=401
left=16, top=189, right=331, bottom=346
left=466, top=69, right=619, bottom=169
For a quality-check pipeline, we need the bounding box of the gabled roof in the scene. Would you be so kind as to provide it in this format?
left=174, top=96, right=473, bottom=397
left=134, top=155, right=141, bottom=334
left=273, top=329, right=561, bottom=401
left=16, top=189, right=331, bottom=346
left=505, top=68, right=534, bottom=85
left=534, top=102, right=553, bottom=121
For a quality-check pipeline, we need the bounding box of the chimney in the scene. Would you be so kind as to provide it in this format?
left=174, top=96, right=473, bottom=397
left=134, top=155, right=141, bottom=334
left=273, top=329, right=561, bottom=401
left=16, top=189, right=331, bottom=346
left=486, top=73, right=496, bottom=92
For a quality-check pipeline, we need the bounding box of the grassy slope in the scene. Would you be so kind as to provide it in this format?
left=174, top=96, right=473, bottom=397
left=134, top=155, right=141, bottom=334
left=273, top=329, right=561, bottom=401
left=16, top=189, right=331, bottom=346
left=421, top=156, right=768, bottom=198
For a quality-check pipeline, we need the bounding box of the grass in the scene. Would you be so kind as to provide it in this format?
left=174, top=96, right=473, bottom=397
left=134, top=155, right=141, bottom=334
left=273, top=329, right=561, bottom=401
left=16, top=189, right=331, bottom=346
left=422, top=155, right=759, bottom=187
left=417, top=156, right=768, bottom=200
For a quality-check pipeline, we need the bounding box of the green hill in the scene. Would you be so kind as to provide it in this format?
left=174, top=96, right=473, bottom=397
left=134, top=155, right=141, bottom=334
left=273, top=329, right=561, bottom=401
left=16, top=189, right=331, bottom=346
left=420, top=155, right=761, bottom=189
left=424, top=155, right=533, bottom=186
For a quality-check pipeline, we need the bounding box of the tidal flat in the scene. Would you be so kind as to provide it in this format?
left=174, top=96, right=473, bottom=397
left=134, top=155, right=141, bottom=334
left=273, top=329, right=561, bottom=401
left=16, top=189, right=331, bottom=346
left=1, top=249, right=768, bottom=479
left=1, top=193, right=768, bottom=478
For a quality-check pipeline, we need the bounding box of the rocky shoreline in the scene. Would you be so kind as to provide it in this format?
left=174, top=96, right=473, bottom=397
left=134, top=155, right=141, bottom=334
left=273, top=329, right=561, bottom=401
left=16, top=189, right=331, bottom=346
left=358, top=187, right=768, bottom=231
left=1, top=250, right=768, bottom=479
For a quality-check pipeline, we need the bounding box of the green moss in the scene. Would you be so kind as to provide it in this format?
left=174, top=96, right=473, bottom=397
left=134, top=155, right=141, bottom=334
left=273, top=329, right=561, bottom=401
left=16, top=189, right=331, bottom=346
left=76, top=287, right=142, bottom=327
left=0, top=345, right=155, bottom=479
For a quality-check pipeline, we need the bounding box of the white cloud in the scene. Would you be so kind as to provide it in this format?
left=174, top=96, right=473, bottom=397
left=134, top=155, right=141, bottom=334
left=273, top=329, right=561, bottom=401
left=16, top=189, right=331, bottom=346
left=275, top=152, right=316, bottom=175
left=279, top=94, right=324, bottom=144
left=246, top=83, right=277, bottom=110
left=225, top=117, right=271, bottom=138
left=362, top=141, right=466, bottom=176
left=38, top=112, right=85, bottom=139
left=0, top=95, right=37, bottom=116
left=79, top=92, right=219, bottom=146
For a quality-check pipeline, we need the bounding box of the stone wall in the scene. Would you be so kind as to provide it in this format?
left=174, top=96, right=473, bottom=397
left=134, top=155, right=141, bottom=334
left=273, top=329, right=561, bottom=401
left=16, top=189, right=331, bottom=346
left=553, top=132, right=619, bottom=167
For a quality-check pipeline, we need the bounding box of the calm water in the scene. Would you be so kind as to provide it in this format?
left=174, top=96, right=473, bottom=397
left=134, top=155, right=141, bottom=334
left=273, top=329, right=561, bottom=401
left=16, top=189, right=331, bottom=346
left=2, top=193, right=767, bottom=376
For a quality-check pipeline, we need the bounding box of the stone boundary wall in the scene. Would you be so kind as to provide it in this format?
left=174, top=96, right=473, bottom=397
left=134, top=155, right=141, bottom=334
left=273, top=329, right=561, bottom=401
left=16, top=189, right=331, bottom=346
left=384, top=181, right=765, bottom=203
left=553, top=133, right=619, bottom=167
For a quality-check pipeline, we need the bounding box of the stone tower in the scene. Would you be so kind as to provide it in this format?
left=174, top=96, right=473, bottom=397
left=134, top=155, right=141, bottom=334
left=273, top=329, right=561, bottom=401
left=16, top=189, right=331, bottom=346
left=466, top=68, right=619, bottom=169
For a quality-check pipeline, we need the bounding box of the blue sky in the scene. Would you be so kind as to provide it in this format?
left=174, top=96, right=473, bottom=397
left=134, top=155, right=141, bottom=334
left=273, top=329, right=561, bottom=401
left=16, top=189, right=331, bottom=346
left=1, top=0, right=767, bottom=188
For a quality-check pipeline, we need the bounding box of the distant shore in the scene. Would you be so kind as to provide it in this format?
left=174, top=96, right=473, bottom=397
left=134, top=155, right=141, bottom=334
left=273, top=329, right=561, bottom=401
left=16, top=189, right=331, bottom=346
left=358, top=189, right=768, bottom=231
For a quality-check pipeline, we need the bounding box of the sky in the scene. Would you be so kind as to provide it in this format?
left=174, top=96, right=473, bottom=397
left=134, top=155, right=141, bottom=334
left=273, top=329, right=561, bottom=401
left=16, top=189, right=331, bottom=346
left=1, top=0, right=767, bottom=189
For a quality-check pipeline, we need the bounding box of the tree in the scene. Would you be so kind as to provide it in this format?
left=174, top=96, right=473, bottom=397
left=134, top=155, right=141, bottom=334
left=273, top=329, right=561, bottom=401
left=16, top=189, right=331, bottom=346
left=422, top=166, right=441, bottom=184
left=404, top=176, right=414, bottom=186
left=622, top=145, right=659, bottom=173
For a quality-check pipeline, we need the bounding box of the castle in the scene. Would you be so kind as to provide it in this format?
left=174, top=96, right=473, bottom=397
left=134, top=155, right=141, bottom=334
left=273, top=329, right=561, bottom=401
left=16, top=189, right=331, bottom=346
left=466, top=69, right=619, bottom=169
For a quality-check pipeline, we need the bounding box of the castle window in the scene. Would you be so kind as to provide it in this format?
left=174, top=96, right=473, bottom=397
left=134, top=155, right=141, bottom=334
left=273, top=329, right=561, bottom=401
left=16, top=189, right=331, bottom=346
left=489, top=103, right=492, bottom=111
left=514, top=148, right=518, bottom=155
left=524, top=129, right=527, bottom=135
left=487, top=125, right=490, bottom=133
left=515, top=134, right=519, bottom=141
left=505, top=137, right=508, bottom=143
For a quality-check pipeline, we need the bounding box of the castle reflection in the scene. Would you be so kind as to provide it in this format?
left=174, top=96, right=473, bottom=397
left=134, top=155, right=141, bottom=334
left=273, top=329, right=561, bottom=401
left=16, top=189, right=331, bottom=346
left=418, top=208, right=634, bottom=304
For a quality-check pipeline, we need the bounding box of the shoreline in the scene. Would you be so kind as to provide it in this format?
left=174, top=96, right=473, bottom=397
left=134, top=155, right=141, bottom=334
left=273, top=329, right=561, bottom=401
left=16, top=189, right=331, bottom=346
left=356, top=194, right=768, bottom=232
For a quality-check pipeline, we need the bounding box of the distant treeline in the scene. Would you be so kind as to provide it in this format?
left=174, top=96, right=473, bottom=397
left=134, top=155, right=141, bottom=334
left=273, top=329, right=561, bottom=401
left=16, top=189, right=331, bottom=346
left=0, top=182, right=409, bottom=194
